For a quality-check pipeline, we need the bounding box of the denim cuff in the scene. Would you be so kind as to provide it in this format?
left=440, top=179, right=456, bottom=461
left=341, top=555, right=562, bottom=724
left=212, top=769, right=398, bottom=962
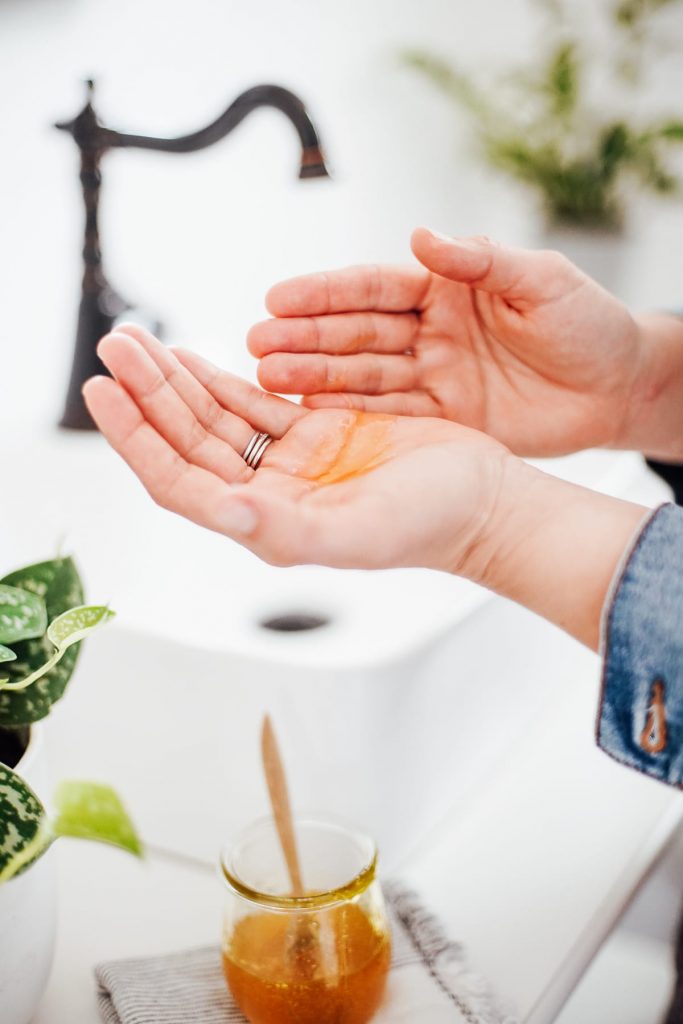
left=597, top=503, right=683, bottom=786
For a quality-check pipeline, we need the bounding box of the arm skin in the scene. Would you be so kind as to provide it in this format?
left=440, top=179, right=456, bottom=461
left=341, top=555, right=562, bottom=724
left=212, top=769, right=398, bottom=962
left=82, top=325, right=648, bottom=656
left=624, top=313, right=683, bottom=462
left=469, top=459, right=648, bottom=652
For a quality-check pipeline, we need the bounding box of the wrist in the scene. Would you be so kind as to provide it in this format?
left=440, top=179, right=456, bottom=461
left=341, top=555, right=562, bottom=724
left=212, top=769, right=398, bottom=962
left=619, top=312, right=683, bottom=460
left=461, top=458, right=649, bottom=650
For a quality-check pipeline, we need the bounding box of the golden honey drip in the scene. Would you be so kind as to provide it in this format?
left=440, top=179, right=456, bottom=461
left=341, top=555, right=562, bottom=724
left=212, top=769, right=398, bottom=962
left=301, top=412, right=396, bottom=486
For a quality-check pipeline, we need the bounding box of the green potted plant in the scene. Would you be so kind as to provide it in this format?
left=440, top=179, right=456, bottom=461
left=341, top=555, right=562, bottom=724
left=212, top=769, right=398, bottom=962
left=402, top=0, right=683, bottom=289
left=0, top=555, right=141, bottom=1024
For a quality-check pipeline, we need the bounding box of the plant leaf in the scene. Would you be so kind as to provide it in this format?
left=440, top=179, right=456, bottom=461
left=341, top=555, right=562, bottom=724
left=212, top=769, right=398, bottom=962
left=401, top=49, right=492, bottom=119
left=0, top=763, right=52, bottom=883
left=544, top=41, right=579, bottom=120
left=0, top=769, right=143, bottom=885
left=0, top=585, right=47, bottom=645
left=0, top=558, right=84, bottom=727
left=47, top=605, right=114, bottom=649
left=52, top=781, right=143, bottom=857
left=0, top=606, right=115, bottom=693
left=0, top=557, right=85, bottom=613
left=0, top=646, right=17, bottom=664
left=658, top=121, right=683, bottom=141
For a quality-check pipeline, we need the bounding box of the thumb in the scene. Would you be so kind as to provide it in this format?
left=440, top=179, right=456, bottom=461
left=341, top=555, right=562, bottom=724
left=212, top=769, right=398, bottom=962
left=411, top=227, right=582, bottom=308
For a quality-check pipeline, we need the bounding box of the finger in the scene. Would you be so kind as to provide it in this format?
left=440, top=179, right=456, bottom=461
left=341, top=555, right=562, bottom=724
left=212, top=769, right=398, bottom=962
left=172, top=347, right=305, bottom=437
left=257, top=352, right=418, bottom=396
left=265, top=264, right=431, bottom=317
left=113, top=323, right=256, bottom=454
left=247, top=311, right=419, bottom=358
left=82, top=377, right=258, bottom=536
left=301, top=391, right=440, bottom=416
left=84, top=375, right=334, bottom=566
left=411, top=227, right=583, bottom=308
left=97, top=333, right=249, bottom=482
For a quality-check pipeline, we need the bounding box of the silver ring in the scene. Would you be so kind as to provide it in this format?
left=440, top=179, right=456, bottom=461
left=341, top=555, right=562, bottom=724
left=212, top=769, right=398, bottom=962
left=242, top=432, right=266, bottom=464
left=242, top=431, right=273, bottom=469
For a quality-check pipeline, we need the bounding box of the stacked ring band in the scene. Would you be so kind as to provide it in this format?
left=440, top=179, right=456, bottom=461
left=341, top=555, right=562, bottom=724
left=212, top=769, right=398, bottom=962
left=242, top=431, right=273, bottom=469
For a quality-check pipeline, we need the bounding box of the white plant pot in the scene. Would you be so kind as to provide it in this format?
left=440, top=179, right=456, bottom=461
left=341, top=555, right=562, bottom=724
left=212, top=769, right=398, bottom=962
left=0, top=726, right=57, bottom=1024
left=539, top=222, right=628, bottom=298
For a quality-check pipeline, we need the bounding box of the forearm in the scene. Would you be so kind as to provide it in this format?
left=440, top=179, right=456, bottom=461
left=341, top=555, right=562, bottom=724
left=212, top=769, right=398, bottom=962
left=620, top=313, right=683, bottom=461
left=465, top=460, right=649, bottom=651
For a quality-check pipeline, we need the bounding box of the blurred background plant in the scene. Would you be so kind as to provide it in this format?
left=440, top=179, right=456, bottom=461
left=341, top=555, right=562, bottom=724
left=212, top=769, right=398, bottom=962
left=402, top=0, right=683, bottom=232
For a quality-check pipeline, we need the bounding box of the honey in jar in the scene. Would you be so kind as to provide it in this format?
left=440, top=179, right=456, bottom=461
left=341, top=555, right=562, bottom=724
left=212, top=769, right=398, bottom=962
left=223, top=901, right=390, bottom=1024
left=221, top=817, right=392, bottom=1024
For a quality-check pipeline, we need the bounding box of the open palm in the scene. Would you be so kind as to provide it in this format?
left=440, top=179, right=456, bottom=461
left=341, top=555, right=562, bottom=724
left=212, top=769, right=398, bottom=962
left=248, top=229, right=643, bottom=457
left=83, top=325, right=507, bottom=574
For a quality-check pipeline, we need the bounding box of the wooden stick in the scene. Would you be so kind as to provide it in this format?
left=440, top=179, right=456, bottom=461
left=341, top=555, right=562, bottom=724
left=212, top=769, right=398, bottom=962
left=261, top=714, right=304, bottom=896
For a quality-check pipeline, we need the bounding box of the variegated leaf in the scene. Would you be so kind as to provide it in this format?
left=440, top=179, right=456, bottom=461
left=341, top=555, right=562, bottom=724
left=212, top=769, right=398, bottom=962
left=0, top=644, right=15, bottom=686
left=0, top=585, right=47, bottom=646
left=47, top=605, right=114, bottom=650
left=53, top=781, right=142, bottom=857
left=0, top=558, right=84, bottom=728
left=0, top=769, right=143, bottom=885
left=0, top=763, right=52, bottom=883
left=0, top=606, right=115, bottom=693
left=0, top=557, right=85, bottom=613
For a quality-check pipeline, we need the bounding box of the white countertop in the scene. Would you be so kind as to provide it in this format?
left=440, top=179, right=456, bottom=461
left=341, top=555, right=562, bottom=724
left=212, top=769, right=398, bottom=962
left=33, top=648, right=683, bottom=1024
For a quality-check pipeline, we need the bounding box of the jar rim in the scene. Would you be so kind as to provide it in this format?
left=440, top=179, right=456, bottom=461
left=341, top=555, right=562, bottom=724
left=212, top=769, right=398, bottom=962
left=220, top=815, right=378, bottom=911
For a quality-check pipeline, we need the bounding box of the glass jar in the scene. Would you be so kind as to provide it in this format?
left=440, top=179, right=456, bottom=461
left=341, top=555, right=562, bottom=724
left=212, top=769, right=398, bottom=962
left=220, top=816, right=392, bottom=1024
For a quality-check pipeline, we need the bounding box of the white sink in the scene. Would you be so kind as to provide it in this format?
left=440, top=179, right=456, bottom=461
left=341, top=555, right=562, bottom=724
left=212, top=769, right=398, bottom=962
left=44, top=601, right=594, bottom=868
left=2, top=430, right=671, bottom=868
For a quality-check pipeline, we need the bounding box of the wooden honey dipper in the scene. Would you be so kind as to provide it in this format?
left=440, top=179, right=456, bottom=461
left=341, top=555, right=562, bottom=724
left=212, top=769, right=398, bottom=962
left=260, top=713, right=304, bottom=896
left=260, top=714, right=319, bottom=970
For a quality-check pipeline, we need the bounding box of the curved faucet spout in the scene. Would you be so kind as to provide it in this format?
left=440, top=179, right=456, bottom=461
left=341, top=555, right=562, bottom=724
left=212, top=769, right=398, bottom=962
left=112, top=84, right=330, bottom=179
left=56, top=82, right=330, bottom=178
left=55, top=79, right=330, bottom=429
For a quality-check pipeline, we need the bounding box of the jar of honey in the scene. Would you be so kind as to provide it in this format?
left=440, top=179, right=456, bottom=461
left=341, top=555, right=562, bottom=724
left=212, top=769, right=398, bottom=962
left=220, top=817, right=391, bottom=1024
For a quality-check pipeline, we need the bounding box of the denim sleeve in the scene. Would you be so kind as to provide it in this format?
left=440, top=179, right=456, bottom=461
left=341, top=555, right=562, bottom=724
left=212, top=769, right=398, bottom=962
left=597, top=503, right=683, bottom=786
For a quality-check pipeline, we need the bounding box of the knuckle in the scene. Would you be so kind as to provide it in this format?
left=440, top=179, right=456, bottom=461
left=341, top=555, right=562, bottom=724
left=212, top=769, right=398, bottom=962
left=201, top=396, right=224, bottom=434
left=148, top=456, right=185, bottom=510
left=365, top=358, right=383, bottom=394
left=361, top=312, right=378, bottom=349
left=540, top=248, right=572, bottom=273
left=246, top=324, right=262, bottom=355
left=138, top=371, right=166, bottom=403
left=183, top=418, right=208, bottom=459
left=319, top=271, right=332, bottom=313
left=309, top=317, right=322, bottom=352
left=367, top=264, right=382, bottom=307
left=148, top=482, right=171, bottom=511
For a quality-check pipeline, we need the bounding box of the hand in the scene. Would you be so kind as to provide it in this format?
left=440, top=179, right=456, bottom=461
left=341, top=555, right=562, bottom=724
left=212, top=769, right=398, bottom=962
left=248, top=228, right=647, bottom=457
left=82, top=324, right=509, bottom=575
left=83, top=324, right=647, bottom=651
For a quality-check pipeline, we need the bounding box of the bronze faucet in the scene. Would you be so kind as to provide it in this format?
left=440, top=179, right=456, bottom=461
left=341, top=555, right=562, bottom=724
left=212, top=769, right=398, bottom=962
left=56, top=80, right=330, bottom=429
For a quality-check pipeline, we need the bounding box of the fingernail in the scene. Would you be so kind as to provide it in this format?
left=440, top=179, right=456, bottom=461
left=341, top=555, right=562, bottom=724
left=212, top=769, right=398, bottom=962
left=427, top=228, right=455, bottom=243
left=454, top=234, right=491, bottom=249
left=220, top=501, right=259, bottom=537
left=96, top=334, right=117, bottom=357
left=81, top=376, right=105, bottom=393
left=428, top=230, right=490, bottom=250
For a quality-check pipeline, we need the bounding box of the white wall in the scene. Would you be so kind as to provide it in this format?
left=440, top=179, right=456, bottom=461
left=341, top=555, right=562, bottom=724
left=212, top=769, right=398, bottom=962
left=1, top=0, right=682, bottom=430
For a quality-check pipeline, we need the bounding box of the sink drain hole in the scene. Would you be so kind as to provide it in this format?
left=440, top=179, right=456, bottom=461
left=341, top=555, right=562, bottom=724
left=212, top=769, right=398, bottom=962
left=259, top=612, right=330, bottom=633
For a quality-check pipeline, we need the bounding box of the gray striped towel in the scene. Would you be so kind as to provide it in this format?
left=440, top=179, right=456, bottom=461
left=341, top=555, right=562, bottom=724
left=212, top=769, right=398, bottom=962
left=96, top=882, right=517, bottom=1023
